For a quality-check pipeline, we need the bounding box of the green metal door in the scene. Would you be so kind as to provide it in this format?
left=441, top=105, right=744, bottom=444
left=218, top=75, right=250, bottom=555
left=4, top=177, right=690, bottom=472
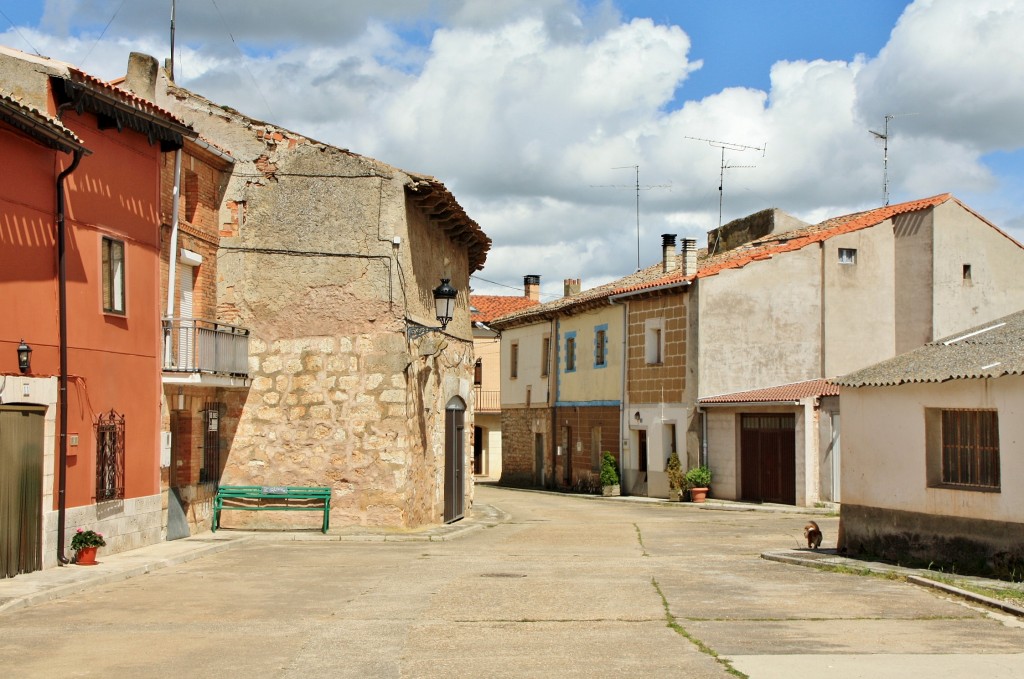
left=0, top=406, right=45, bottom=578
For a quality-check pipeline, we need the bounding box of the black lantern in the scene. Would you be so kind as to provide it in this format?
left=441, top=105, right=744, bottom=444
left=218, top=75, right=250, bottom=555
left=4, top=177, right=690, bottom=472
left=433, top=278, right=457, bottom=331
left=17, top=339, right=32, bottom=374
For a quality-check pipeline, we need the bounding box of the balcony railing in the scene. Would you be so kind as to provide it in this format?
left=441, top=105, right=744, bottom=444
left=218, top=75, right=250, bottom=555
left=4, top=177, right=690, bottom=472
left=474, top=388, right=501, bottom=413
left=162, top=317, right=249, bottom=377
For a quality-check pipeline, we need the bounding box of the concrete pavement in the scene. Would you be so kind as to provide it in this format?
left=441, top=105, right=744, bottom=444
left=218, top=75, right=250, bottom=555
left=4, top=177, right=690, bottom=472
left=2, top=486, right=1023, bottom=678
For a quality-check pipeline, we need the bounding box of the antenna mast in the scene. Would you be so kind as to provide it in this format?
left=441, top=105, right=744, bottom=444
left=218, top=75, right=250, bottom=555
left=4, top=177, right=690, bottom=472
left=869, top=113, right=917, bottom=206
left=685, top=136, right=765, bottom=251
left=169, top=0, right=176, bottom=80
left=591, top=165, right=670, bottom=270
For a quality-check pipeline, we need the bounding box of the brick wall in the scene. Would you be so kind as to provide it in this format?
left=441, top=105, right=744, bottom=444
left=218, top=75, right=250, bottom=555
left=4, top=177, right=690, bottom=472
left=554, top=405, right=620, bottom=490
left=626, top=293, right=687, bottom=403
left=500, top=407, right=550, bottom=487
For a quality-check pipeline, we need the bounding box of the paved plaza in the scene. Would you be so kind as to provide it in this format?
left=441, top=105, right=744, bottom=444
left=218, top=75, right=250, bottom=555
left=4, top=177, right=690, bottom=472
left=2, top=485, right=1023, bottom=678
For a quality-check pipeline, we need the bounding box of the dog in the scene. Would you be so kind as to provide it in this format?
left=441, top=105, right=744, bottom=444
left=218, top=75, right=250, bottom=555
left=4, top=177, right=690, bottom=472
left=804, top=521, right=823, bottom=550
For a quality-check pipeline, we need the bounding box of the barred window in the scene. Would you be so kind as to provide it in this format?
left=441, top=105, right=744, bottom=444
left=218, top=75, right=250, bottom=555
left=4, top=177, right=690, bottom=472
left=200, top=403, right=224, bottom=484
left=927, top=409, right=999, bottom=490
left=95, top=409, right=125, bottom=500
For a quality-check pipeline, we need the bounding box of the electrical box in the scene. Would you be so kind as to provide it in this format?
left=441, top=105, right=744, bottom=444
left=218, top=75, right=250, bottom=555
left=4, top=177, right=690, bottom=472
left=160, top=431, right=172, bottom=467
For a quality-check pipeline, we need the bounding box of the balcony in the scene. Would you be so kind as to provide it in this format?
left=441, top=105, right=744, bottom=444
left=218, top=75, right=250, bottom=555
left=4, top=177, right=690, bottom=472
left=474, top=388, right=501, bottom=413
left=162, top=317, right=250, bottom=379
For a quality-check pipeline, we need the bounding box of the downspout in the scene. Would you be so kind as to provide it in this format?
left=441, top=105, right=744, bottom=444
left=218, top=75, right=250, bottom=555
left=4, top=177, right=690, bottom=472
left=165, top=149, right=182, bottom=350
left=56, top=148, right=84, bottom=565
left=550, top=318, right=558, bottom=489
left=609, top=296, right=628, bottom=491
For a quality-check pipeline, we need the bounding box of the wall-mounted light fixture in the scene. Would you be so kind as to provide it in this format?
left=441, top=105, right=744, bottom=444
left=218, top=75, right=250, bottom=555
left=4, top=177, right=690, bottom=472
left=177, top=386, right=185, bottom=411
left=634, top=411, right=641, bottom=424
left=407, top=278, right=458, bottom=339
left=17, top=339, right=32, bottom=374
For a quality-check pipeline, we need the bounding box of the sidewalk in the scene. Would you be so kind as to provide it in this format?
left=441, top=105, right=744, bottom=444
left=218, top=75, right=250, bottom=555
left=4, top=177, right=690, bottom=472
left=0, top=502, right=509, bottom=616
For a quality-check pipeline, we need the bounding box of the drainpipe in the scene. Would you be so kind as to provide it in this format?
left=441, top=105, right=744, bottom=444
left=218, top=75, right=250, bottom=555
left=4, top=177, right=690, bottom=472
left=164, top=149, right=182, bottom=363
left=550, top=318, right=559, bottom=489
left=608, top=296, right=628, bottom=491
left=56, top=148, right=84, bottom=565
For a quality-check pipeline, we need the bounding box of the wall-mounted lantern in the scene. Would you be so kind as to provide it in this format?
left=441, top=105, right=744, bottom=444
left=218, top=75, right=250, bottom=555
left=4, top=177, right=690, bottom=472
left=17, top=339, right=32, bottom=374
left=408, top=278, right=458, bottom=339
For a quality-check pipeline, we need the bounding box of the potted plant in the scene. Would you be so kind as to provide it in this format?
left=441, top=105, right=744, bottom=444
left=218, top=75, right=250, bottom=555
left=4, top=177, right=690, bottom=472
left=70, top=528, right=106, bottom=566
left=665, top=450, right=684, bottom=501
left=684, top=464, right=712, bottom=503
left=600, top=452, right=620, bottom=497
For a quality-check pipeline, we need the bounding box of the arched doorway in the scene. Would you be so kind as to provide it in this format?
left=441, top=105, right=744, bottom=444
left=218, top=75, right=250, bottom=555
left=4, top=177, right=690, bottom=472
left=444, top=397, right=466, bottom=523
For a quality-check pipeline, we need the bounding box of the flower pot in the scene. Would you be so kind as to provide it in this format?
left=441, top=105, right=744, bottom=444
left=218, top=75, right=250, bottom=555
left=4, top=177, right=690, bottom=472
left=75, top=546, right=99, bottom=565
left=602, top=484, right=620, bottom=497
left=689, top=487, right=709, bottom=503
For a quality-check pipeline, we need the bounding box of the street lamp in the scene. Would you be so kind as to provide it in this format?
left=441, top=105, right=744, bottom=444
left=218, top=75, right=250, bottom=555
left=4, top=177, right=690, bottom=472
left=17, top=339, right=32, bottom=374
left=408, top=278, right=459, bottom=339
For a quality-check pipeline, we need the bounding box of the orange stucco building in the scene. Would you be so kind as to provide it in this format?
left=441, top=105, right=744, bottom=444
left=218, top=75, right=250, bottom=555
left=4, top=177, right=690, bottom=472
left=0, top=46, right=193, bottom=576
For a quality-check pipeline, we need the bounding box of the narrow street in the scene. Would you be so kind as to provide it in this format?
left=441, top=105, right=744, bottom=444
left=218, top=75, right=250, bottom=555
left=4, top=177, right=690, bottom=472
left=2, top=485, right=1022, bottom=678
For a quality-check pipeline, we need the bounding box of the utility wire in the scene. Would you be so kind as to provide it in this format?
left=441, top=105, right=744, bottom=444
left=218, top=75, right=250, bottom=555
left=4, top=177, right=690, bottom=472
left=0, top=8, right=42, bottom=56
left=210, top=0, right=276, bottom=122
left=470, top=274, right=561, bottom=300
left=79, top=0, right=126, bottom=70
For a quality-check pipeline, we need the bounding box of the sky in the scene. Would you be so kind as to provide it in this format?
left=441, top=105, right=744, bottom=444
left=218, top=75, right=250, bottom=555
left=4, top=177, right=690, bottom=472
left=2, top=0, right=1023, bottom=300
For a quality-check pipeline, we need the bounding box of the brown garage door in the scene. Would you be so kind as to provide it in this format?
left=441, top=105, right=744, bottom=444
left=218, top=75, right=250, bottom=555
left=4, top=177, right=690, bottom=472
left=740, top=414, right=796, bottom=505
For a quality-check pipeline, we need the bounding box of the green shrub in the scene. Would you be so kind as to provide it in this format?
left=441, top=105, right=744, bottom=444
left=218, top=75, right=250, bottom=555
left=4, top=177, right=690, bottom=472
left=684, top=464, right=712, bottom=488
left=666, top=450, right=684, bottom=494
left=600, top=452, right=619, bottom=487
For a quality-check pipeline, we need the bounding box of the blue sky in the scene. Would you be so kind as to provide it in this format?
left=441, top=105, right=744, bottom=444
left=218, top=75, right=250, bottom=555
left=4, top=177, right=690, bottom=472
left=2, top=1, right=1022, bottom=297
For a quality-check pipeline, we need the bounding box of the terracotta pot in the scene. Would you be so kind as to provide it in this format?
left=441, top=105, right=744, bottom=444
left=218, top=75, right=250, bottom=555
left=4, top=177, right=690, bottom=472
left=75, top=546, right=99, bottom=566
left=689, top=487, right=709, bottom=503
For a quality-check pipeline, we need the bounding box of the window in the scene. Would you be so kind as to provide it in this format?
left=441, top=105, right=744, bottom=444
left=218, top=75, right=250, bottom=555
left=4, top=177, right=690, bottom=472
left=927, top=409, right=999, bottom=490
left=565, top=333, right=577, bottom=372
left=474, top=359, right=482, bottom=386
left=510, top=343, right=519, bottom=379
left=201, top=403, right=223, bottom=484
left=838, top=248, right=857, bottom=265
left=102, top=237, right=126, bottom=313
left=540, top=336, right=550, bottom=377
left=963, top=264, right=972, bottom=281
left=95, top=409, right=125, bottom=500
left=645, top=319, right=664, bottom=365
left=594, top=325, right=608, bottom=368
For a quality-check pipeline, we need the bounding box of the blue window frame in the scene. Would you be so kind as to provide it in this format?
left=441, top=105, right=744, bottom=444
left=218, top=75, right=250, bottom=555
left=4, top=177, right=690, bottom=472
left=565, top=331, right=577, bottom=373
left=593, top=324, right=608, bottom=369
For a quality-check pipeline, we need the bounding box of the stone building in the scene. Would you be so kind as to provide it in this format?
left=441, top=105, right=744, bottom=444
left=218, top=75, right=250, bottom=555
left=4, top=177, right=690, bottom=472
left=124, top=53, right=490, bottom=528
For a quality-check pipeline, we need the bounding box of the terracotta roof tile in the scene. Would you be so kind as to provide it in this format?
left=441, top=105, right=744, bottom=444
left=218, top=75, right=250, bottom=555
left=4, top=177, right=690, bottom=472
left=471, top=295, right=539, bottom=322
left=612, top=194, right=959, bottom=296
left=0, top=89, right=87, bottom=152
left=699, top=379, right=840, bottom=404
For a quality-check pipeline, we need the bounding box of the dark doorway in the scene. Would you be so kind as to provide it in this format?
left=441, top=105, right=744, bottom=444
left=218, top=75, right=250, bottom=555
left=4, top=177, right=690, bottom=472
left=534, top=433, right=544, bottom=486
left=563, top=425, right=573, bottom=486
left=473, top=426, right=484, bottom=475
left=0, top=406, right=45, bottom=578
left=740, top=414, right=796, bottom=504
left=444, top=397, right=466, bottom=523
left=638, top=429, right=648, bottom=473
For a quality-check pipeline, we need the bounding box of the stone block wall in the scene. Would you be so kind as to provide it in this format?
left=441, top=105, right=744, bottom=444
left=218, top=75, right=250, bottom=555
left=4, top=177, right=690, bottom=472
left=554, top=405, right=620, bottom=490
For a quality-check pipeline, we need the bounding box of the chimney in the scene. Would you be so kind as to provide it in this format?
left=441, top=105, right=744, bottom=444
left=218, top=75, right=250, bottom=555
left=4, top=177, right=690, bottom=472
left=681, top=238, right=697, bottom=276
left=124, top=52, right=159, bottom=101
left=524, top=274, right=541, bottom=301
left=661, top=234, right=678, bottom=273
left=563, top=278, right=581, bottom=297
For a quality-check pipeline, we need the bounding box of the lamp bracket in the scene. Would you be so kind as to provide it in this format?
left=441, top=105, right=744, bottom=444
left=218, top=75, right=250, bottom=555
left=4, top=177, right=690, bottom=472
left=406, top=323, right=444, bottom=340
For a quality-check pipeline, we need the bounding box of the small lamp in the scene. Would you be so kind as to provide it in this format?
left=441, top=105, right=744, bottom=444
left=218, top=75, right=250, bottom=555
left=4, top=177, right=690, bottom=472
left=17, top=339, right=32, bottom=374
left=433, top=278, right=457, bottom=331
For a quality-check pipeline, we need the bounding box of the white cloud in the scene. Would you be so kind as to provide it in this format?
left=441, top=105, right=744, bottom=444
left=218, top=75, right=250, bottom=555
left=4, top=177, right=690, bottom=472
left=7, top=0, right=1024, bottom=293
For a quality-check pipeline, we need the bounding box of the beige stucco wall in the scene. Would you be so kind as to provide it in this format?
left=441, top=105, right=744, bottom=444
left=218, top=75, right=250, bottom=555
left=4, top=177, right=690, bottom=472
left=931, top=200, right=1024, bottom=338
left=696, top=247, right=822, bottom=398
left=840, top=376, right=1024, bottom=522
left=557, top=304, right=624, bottom=404
left=500, top=322, right=552, bottom=408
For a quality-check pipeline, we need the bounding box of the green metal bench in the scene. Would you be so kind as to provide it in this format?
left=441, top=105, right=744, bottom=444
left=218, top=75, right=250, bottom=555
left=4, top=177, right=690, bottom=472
left=212, top=485, right=332, bottom=533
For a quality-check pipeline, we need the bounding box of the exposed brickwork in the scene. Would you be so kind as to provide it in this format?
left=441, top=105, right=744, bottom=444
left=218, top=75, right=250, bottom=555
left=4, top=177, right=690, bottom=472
left=500, top=407, right=551, bottom=487
left=554, top=405, right=620, bottom=489
left=626, top=293, right=687, bottom=404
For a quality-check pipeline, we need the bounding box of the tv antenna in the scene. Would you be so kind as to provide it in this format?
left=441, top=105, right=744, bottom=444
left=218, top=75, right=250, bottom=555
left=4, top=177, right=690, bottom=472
left=869, top=113, right=917, bottom=206
left=591, top=165, right=671, bottom=270
left=685, top=136, right=765, bottom=241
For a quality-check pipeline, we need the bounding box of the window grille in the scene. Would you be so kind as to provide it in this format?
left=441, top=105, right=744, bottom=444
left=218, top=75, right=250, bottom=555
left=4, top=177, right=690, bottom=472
left=200, top=402, right=224, bottom=485
left=95, top=409, right=125, bottom=500
left=940, top=409, right=999, bottom=488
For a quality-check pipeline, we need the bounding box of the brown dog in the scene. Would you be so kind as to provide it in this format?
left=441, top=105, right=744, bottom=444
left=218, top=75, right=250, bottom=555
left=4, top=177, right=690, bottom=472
left=804, top=521, right=823, bottom=549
